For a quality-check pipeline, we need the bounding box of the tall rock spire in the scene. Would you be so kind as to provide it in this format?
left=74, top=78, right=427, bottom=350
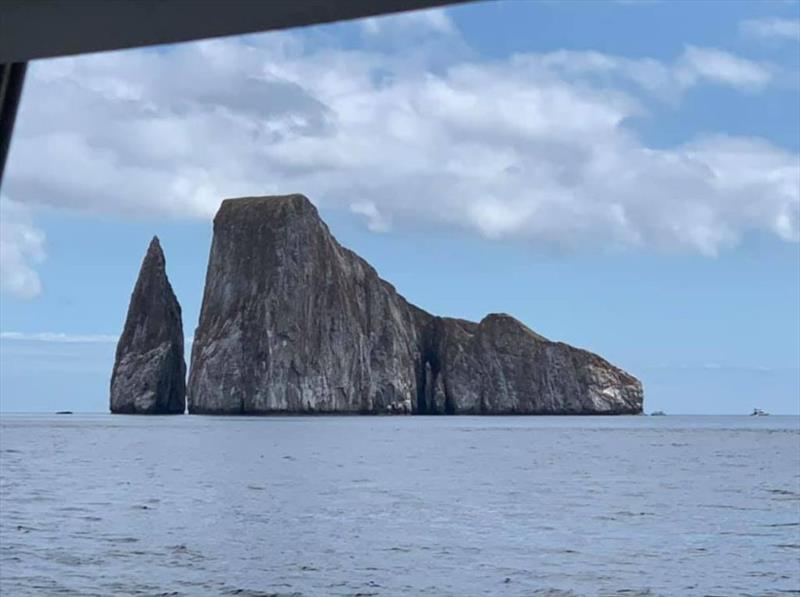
left=110, top=236, right=186, bottom=414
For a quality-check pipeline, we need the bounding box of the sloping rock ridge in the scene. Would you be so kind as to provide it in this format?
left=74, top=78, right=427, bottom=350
left=188, top=194, right=643, bottom=415
left=110, top=237, right=186, bottom=414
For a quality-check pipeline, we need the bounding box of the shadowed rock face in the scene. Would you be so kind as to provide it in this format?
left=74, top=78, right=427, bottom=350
left=188, top=194, right=643, bottom=415
left=110, top=237, right=186, bottom=414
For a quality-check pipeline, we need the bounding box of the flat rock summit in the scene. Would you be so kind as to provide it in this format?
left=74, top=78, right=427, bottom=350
left=182, top=194, right=643, bottom=415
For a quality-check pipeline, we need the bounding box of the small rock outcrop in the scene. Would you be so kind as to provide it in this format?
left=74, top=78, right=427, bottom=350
left=188, top=194, right=644, bottom=415
left=110, top=237, right=186, bottom=414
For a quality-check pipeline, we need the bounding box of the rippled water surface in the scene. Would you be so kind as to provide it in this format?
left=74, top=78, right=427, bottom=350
left=1, top=414, right=798, bottom=596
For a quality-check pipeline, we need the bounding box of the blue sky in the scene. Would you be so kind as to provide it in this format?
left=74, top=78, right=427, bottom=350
left=1, top=0, right=798, bottom=414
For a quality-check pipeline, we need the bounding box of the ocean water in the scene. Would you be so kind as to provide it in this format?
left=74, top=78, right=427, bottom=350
left=0, top=414, right=798, bottom=596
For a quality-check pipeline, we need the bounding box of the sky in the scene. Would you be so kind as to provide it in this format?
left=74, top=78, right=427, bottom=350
left=0, top=0, right=798, bottom=414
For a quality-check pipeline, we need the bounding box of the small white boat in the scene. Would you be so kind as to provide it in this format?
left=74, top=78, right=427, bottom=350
left=750, top=408, right=769, bottom=416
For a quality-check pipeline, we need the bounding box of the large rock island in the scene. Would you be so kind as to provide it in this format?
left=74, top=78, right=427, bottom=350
left=188, top=195, right=643, bottom=415
left=110, top=237, right=186, bottom=414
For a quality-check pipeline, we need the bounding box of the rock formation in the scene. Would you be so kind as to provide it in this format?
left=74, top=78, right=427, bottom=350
left=110, top=237, right=186, bottom=414
left=418, top=314, right=642, bottom=414
left=188, top=194, right=643, bottom=415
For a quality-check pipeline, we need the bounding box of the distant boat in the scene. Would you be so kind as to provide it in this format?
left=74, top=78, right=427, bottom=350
left=55, top=411, right=73, bottom=415
left=750, top=408, right=769, bottom=416
left=650, top=411, right=666, bottom=416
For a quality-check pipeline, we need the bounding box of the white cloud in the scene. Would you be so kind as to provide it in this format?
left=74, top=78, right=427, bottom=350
left=677, top=46, right=773, bottom=90
left=2, top=17, right=797, bottom=273
left=741, top=17, right=800, bottom=42
left=0, top=332, right=197, bottom=344
left=361, top=8, right=455, bottom=36
left=518, top=46, right=774, bottom=105
left=0, top=332, right=118, bottom=343
left=535, top=46, right=774, bottom=98
left=0, top=199, right=46, bottom=298
left=649, top=362, right=790, bottom=372
left=350, top=201, right=391, bottom=232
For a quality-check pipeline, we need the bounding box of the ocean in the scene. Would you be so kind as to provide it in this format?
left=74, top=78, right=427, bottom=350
left=1, top=414, right=798, bottom=596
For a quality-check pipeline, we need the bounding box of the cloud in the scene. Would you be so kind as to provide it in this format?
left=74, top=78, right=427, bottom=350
left=0, top=332, right=119, bottom=343
left=2, top=11, right=797, bottom=270
left=740, top=17, right=800, bottom=42
left=676, top=45, right=773, bottom=90
left=522, top=46, right=773, bottom=102
left=648, top=362, right=795, bottom=372
left=0, top=199, right=46, bottom=298
left=0, top=331, right=196, bottom=344
left=350, top=201, right=391, bottom=232
left=612, top=0, right=662, bottom=6
left=361, top=8, right=455, bottom=36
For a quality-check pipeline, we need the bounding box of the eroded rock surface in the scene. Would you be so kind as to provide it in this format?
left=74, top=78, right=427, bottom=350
left=110, top=237, right=186, bottom=414
left=418, top=314, right=642, bottom=414
left=188, top=194, right=643, bottom=415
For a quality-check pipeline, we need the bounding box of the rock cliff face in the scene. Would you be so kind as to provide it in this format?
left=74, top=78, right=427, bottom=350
left=110, top=237, right=186, bottom=414
left=188, top=194, right=643, bottom=415
left=418, top=314, right=642, bottom=414
left=188, top=196, right=427, bottom=414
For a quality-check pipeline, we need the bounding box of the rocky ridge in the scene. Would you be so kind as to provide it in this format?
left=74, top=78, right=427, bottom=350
left=187, top=195, right=643, bottom=415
